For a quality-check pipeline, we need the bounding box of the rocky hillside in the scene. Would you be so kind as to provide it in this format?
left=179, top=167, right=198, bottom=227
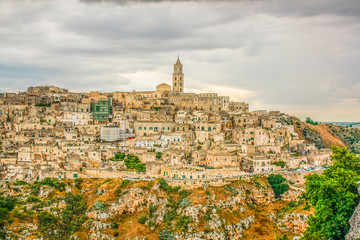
left=0, top=177, right=310, bottom=240
left=292, top=119, right=360, bottom=153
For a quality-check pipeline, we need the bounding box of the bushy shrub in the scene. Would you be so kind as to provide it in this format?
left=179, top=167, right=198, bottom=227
left=178, top=190, right=190, bottom=199
left=176, top=215, right=193, bottom=231
left=141, top=186, right=149, bottom=191
left=115, top=152, right=126, bottom=160
left=31, top=182, right=41, bottom=196
left=13, top=181, right=27, bottom=186
left=41, top=178, right=66, bottom=192
left=115, top=187, right=121, bottom=197
left=275, top=234, right=289, bottom=240
left=120, top=179, right=130, bottom=189
left=179, top=198, right=191, bottom=208
left=111, top=222, right=119, bottom=229
left=156, top=152, right=162, bottom=159
left=75, top=178, right=83, bottom=189
left=138, top=214, right=148, bottom=224
left=159, top=228, right=175, bottom=240
left=93, top=201, right=106, bottom=211
left=272, top=161, right=286, bottom=168
left=103, top=178, right=112, bottom=184
left=149, top=203, right=156, bottom=218
left=27, top=195, right=40, bottom=203
left=158, top=178, right=169, bottom=192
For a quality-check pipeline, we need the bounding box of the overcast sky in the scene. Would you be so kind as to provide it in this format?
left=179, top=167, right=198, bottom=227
left=1, top=0, right=360, bottom=121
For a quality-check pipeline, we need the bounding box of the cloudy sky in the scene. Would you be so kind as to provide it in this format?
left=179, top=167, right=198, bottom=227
left=1, top=0, right=360, bottom=121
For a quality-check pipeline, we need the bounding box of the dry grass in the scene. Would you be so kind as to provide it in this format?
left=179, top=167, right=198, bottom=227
left=188, top=188, right=207, bottom=205
left=102, top=209, right=161, bottom=240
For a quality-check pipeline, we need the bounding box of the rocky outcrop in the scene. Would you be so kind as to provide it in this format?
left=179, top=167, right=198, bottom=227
left=346, top=203, right=360, bottom=240
left=303, top=127, right=323, bottom=149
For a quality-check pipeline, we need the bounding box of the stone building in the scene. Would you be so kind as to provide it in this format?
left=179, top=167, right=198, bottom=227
left=172, top=57, right=184, bottom=93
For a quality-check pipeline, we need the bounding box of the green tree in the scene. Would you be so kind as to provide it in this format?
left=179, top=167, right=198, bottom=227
left=60, top=193, right=87, bottom=236
left=38, top=211, right=59, bottom=240
left=303, top=146, right=360, bottom=240
left=156, top=152, right=162, bottom=159
left=37, top=192, right=87, bottom=240
left=305, top=117, right=319, bottom=125
left=0, top=195, right=17, bottom=237
left=124, top=155, right=146, bottom=172
left=268, top=174, right=289, bottom=199
left=272, top=161, right=286, bottom=168
left=115, top=152, right=126, bottom=160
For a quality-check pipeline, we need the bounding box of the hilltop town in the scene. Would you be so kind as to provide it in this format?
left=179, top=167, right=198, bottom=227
left=1, top=57, right=360, bottom=240
left=0, top=57, right=334, bottom=182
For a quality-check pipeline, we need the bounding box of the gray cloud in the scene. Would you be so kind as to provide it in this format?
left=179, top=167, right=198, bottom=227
left=0, top=0, right=360, bottom=121
left=79, top=0, right=360, bottom=18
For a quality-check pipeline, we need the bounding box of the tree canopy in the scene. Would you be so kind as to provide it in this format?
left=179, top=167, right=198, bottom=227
left=38, top=192, right=87, bottom=240
left=305, top=117, right=319, bottom=125
left=303, top=146, right=360, bottom=240
left=268, top=174, right=289, bottom=199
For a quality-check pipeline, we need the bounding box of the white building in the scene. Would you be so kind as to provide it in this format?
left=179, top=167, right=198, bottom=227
left=101, top=126, right=135, bottom=142
left=101, top=126, right=122, bottom=142
left=60, top=112, right=92, bottom=126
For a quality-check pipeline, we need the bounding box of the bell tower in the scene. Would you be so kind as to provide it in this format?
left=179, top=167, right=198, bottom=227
left=172, top=56, right=184, bottom=93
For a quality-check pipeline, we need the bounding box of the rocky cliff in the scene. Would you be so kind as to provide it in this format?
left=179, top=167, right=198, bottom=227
left=346, top=203, right=360, bottom=240
left=0, top=177, right=310, bottom=240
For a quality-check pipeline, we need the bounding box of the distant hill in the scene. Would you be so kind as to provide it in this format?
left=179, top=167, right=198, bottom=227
left=292, top=119, right=360, bottom=153
left=323, top=122, right=360, bottom=127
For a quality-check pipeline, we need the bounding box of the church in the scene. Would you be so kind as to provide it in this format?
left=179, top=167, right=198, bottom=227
left=111, top=57, right=249, bottom=112
left=152, top=56, right=184, bottom=93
